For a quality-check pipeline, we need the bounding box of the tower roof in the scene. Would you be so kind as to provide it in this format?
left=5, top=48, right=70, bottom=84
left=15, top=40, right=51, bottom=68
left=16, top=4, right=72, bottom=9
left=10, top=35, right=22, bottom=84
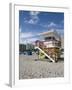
left=38, top=29, right=61, bottom=41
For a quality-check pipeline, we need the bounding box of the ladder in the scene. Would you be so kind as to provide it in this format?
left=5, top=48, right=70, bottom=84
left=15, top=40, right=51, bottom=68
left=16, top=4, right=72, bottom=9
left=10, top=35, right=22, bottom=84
left=35, top=46, right=55, bottom=62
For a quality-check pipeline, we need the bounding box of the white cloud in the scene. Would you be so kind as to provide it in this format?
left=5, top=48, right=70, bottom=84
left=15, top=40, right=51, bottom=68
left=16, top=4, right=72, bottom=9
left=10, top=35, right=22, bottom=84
left=24, top=17, right=39, bottom=24
left=27, top=17, right=39, bottom=24
left=24, top=11, right=40, bottom=24
left=39, top=22, right=57, bottom=28
left=48, top=22, right=57, bottom=27
left=20, top=32, right=33, bottom=38
left=56, top=29, right=64, bottom=36
left=20, top=38, right=38, bottom=44
left=28, top=38, right=38, bottom=42
left=30, top=11, right=40, bottom=16
left=28, top=19, right=34, bottom=24
left=19, top=31, right=38, bottom=44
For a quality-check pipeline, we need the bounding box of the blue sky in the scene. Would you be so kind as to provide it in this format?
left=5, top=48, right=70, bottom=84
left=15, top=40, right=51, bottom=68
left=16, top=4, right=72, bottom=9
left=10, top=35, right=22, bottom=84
left=19, top=10, right=64, bottom=44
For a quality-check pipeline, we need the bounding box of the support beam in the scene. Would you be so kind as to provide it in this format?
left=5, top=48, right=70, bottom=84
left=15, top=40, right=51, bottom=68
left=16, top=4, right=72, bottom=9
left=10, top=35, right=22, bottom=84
left=35, top=46, right=55, bottom=62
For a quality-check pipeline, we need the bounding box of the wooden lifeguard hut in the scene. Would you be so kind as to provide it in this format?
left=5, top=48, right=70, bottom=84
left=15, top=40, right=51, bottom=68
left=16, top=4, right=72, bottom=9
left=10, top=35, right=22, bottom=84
left=35, top=29, right=61, bottom=62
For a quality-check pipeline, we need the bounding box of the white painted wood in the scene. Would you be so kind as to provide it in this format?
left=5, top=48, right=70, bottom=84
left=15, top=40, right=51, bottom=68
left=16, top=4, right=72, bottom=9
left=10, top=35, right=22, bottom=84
left=35, top=46, right=55, bottom=62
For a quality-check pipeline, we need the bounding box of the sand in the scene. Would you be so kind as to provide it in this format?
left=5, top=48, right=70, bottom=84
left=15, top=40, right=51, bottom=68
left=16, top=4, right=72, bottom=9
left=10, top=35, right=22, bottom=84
left=19, top=53, right=64, bottom=79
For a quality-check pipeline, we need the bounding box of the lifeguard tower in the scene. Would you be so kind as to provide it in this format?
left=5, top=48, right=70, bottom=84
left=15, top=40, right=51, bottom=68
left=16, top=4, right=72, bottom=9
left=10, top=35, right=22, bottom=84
left=35, top=29, right=61, bottom=62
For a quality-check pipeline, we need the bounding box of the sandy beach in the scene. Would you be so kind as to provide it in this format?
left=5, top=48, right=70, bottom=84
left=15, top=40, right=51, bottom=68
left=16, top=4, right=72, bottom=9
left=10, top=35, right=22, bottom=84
left=19, top=53, right=64, bottom=79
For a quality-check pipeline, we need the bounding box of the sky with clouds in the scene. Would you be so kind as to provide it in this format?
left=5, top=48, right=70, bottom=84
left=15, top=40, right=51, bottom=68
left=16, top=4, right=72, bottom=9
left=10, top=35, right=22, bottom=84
left=19, top=10, right=64, bottom=44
